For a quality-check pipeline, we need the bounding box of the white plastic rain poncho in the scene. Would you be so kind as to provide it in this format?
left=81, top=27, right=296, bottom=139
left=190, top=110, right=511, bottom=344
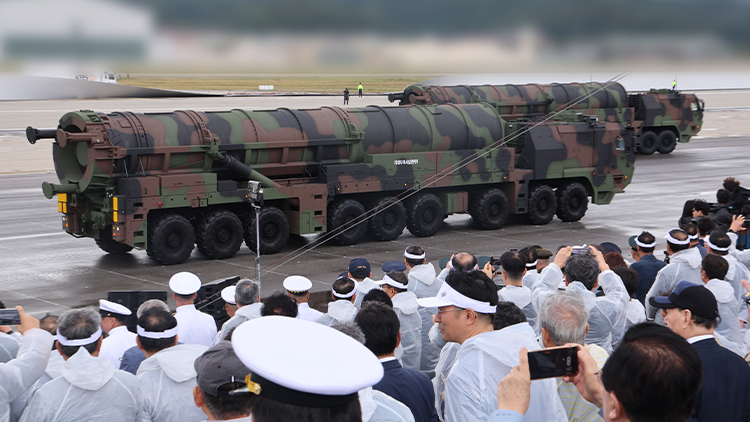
left=136, top=343, right=208, bottom=422
left=723, top=254, right=750, bottom=305
left=315, top=300, right=358, bottom=327
left=443, top=322, right=566, bottom=422
left=522, top=271, right=540, bottom=291
left=217, top=303, right=263, bottom=341
left=408, top=263, right=443, bottom=374
left=99, top=326, right=136, bottom=369
left=705, top=278, right=746, bottom=355
left=610, top=299, right=646, bottom=350
left=0, top=329, right=53, bottom=422
left=19, top=348, right=141, bottom=422
left=0, top=333, right=19, bottom=363
left=354, top=278, right=378, bottom=309
left=9, top=351, right=64, bottom=422
left=296, top=302, right=324, bottom=322
left=174, top=305, right=217, bottom=347
left=532, top=263, right=629, bottom=353
left=391, top=292, right=423, bottom=371
left=645, top=247, right=702, bottom=321
left=430, top=325, right=460, bottom=422
left=497, top=285, right=538, bottom=332
left=359, top=386, right=416, bottom=422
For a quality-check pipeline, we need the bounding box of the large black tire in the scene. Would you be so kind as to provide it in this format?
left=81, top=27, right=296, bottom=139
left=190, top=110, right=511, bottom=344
left=245, top=206, right=290, bottom=254
left=469, top=188, right=509, bottom=230
left=96, top=227, right=133, bottom=254
left=147, top=214, right=195, bottom=265
left=657, top=131, right=678, bottom=154
left=556, top=183, right=589, bottom=222
left=368, top=197, right=407, bottom=241
left=327, top=199, right=367, bottom=245
left=526, top=185, right=557, bottom=225
left=638, top=131, right=659, bottom=155
left=406, top=193, right=444, bottom=237
left=196, top=210, right=244, bottom=259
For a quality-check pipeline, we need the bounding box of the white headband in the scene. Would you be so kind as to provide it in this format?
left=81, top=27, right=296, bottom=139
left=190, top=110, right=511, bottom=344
left=705, top=238, right=730, bottom=252
left=417, top=281, right=497, bottom=314
left=664, top=230, right=690, bottom=245
left=404, top=248, right=426, bottom=260
left=688, top=233, right=699, bottom=240
left=634, top=237, right=656, bottom=248
left=137, top=325, right=179, bottom=339
left=332, top=288, right=357, bottom=299
left=56, top=328, right=102, bottom=347
left=379, top=274, right=408, bottom=290
left=526, top=260, right=538, bottom=268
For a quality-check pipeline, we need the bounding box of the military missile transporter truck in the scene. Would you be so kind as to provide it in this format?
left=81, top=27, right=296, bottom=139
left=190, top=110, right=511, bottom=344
left=28, top=95, right=635, bottom=265
left=389, top=82, right=703, bottom=155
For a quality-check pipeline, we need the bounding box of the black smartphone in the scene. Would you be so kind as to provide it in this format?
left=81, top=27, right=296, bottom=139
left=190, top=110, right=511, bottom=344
left=527, top=346, right=579, bottom=380
left=0, top=309, right=21, bottom=326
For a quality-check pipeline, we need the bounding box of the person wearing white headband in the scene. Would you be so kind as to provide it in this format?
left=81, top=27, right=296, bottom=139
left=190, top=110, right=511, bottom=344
left=682, top=224, right=708, bottom=259
left=21, top=307, right=143, bottom=422
left=628, top=231, right=667, bottom=305
left=496, top=251, right=539, bottom=333
left=419, top=270, right=566, bottom=422
left=376, top=272, right=423, bottom=372
left=705, top=231, right=750, bottom=308
left=530, top=246, right=629, bottom=354
left=404, top=245, right=444, bottom=376
left=315, top=277, right=358, bottom=327
left=645, top=229, right=703, bottom=323
left=700, top=254, right=745, bottom=356
left=135, top=308, right=208, bottom=422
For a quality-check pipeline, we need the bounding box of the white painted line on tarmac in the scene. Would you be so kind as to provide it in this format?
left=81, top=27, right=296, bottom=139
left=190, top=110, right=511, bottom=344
left=0, top=232, right=67, bottom=242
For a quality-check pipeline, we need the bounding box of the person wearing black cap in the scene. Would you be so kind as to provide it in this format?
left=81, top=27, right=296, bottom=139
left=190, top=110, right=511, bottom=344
left=348, top=258, right=377, bottom=309
left=628, top=231, right=666, bottom=304
left=98, top=299, right=136, bottom=369
left=650, top=280, right=750, bottom=422
left=193, top=341, right=252, bottom=421
left=136, top=308, right=208, bottom=422
left=645, top=229, right=702, bottom=323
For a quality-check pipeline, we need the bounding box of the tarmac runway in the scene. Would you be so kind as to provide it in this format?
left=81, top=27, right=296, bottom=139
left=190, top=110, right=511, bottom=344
left=1, top=92, right=749, bottom=316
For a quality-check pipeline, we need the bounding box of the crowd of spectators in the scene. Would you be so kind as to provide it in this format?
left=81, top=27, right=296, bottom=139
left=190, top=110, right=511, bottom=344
left=3, top=178, right=750, bottom=422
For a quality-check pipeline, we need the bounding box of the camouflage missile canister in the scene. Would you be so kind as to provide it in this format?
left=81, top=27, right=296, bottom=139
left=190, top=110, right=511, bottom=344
left=389, top=82, right=703, bottom=155
left=29, top=101, right=636, bottom=265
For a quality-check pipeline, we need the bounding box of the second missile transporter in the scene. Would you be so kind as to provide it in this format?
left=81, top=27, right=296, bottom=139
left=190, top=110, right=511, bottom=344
left=29, top=99, right=635, bottom=265
left=389, top=82, right=704, bottom=155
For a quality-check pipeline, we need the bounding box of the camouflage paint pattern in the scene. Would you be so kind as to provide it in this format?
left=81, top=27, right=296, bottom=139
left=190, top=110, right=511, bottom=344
left=390, top=82, right=703, bottom=147
left=35, top=101, right=636, bottom=261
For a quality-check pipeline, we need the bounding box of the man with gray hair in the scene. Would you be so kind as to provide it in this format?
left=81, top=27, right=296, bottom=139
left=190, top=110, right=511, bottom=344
left=19, top=307, right=142, bottom=422
left=119, top=299, right=171, bottom=375
left=539, top=292, right=609, bottom=422
left=217, top=279, right=262, bottom=341
left=532, top=246, right=629, bottom=353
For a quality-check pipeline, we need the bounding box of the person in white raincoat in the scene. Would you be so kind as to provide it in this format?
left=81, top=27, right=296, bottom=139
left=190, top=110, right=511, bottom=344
left=0, top=307, right=54, bottom=422
left=349, top=258, right=379, bottom=309
left=19, top=307, right=141, bottom=422
left=609, top=267, right=646, bottom=350
left=706, top=231, right=750, bottom=304
left=0, top=330, right=19, bottom=363
left=700, top=255, right=746, bottom=354
left=135, top=308, right=208, bottom=422
left=378, top=272, right=423, bottom=371
left=217, top=279, right=263, bottom=341
left=405, top=246, right=444, bottom=375
left=645, top=229, right=703, bottom=323
left=497, top=251, right=538, bottom=331
left=418, top=270, right=566, bottom=422
left=316, top=277, right=358, bottom=326
left=532, top=246, right=629, bottom=353
left=428, top=323, right=459, bottom=422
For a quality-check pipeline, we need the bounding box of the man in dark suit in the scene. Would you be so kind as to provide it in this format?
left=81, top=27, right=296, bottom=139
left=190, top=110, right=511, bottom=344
left=356, top=302, right=438, bottom=422
left=628, top=231, right=666, bottom=304
left=650, top=280, right=750, bottom=422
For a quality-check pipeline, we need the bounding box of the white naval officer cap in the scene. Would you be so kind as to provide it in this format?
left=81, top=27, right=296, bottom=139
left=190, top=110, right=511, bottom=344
left=283, top=275, right=312, bottom=294
left=169, top=272, right=202, bottom=295
left=99, top=299, right=132, bottom=317
left=230, top=316, right=383, bottom=407
left=221, top=286, right=237, bottom=305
